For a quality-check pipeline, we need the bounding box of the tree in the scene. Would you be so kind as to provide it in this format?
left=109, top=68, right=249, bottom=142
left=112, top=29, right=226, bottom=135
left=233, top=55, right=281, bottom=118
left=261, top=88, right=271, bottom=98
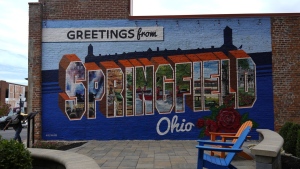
left=238, top=59, right=250, bottom=69
left=0, top=138, right=32, bottom=169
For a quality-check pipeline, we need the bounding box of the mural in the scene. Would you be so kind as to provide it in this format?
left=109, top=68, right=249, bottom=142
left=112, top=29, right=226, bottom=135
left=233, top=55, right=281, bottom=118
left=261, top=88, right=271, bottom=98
left=42, top=18, right=273, bottom=140
left=59, top=49, right=256, bottom=117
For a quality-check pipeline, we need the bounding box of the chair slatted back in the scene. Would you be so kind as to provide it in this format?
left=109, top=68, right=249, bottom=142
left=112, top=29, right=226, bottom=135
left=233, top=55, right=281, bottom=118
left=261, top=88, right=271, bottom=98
left=232, top=120, right=252, bottom=143
left=225, top=126, right=251, bottom=164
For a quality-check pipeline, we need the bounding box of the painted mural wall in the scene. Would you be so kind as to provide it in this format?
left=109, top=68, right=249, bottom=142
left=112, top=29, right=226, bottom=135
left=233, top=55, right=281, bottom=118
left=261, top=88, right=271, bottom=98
left=41, top=18, right=273, bottom=140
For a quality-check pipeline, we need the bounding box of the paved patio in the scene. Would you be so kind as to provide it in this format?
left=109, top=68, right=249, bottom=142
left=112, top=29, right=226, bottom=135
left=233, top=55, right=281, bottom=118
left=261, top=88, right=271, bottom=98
left=67, top=140, right=257, bottom=169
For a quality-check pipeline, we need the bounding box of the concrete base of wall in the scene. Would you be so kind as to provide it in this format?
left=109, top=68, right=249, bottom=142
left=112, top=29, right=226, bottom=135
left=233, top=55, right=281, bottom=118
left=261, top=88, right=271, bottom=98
left=255, top=153, right=281, bottom=169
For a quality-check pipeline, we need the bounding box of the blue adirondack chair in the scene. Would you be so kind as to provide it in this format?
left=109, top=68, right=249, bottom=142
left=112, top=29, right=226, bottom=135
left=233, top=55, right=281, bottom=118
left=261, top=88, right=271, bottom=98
left=196, top=126, right=251, bottom=169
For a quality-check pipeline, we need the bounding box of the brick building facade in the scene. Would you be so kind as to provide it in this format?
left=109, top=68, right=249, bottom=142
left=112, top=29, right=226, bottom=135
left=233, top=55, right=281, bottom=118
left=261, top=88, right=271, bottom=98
left=0, top=80, right=27, bottom=112
left=271, top=16, right=300, bottom=131
left=28, top=0, right=300, bottom=141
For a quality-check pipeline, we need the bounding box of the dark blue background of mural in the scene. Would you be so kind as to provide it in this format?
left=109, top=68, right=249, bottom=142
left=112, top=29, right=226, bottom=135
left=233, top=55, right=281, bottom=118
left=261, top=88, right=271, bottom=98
left=41, top=18, right=273, bottom=140
left=41, top=52, right=273, bottom=140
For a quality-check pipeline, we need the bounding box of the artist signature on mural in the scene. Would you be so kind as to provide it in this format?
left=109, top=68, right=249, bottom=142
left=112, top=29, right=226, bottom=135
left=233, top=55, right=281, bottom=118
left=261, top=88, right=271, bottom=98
left=156, top=115, right=194, bottom=135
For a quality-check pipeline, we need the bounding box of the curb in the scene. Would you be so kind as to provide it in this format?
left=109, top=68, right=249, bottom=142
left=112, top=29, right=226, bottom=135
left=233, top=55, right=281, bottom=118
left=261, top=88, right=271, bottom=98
left=28, top=148, right=100, bottom=169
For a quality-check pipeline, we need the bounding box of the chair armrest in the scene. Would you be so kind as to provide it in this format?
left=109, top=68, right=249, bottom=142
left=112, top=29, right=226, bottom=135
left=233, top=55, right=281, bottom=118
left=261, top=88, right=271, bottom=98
left=209, top=132, right=236, bottom=141
left=196, top=145, right=242, bottom=153
left=197, top=140, right=234, bottom=146
left=220, top=135, right=251, bottom=142
left=209, top=132, right=236, bottom=136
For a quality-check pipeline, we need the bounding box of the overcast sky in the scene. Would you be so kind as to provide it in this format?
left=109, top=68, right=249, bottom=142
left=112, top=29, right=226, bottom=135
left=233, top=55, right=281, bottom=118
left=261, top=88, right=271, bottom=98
left=0, top=0, right=299, bottom=85
left=133, top=0, right=300, bottom=15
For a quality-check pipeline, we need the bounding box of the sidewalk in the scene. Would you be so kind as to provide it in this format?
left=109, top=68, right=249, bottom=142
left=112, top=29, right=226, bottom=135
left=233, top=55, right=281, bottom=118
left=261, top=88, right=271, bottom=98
left=67, top=140, right=257, bottom=169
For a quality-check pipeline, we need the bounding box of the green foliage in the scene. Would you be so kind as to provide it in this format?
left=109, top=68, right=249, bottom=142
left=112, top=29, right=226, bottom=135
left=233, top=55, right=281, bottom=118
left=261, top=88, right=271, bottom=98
left=135, top=67, right=154, bottom=88
left=198, top=129, right=206, bottom=138
left=156, top=65, right=173, bottom=90
left=0, top=103, right=10, bottom=117
left=126, top=73, right=132, bottom=83
left=285, top=123, right=300, bottom=155
left=240, top=113, right=259, bottom=128
left=279, top=122, right=293, bottom=142
left=241, top=112, right=249, bottom=123
left=238, top=59, right=250, bottom=69
left=206, top=105, right=225, bottom=120
left=279, top=122, right=300, bottom=157
left=0, top=138, right=32, bottom=169
left=296, top=130, right=300, bottom=157
left=175, top=63, right=191, bottom=88
left=251, top=120, right=259, bottom=128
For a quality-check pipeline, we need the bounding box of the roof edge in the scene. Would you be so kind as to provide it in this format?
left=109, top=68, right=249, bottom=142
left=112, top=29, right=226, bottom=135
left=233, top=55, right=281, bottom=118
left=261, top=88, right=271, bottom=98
left=129, top=13, right=300, bottom=20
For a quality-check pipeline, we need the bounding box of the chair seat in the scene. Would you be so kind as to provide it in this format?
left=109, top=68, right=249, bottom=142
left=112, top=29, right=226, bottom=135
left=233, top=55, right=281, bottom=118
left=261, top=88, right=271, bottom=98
left=204, top=154, right=228, bottom=166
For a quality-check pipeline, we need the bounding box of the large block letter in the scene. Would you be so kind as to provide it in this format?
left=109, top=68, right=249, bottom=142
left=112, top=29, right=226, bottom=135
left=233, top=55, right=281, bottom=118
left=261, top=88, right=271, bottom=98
left=167, top=55, right=192, bottom=113
left=228, top=50, right=256, bottom=108
left=84, top=62, right=105, bottom=119
left=99, top=61, right=124, bottom=117
left=59, top=54, right=86, bottom=120
left=151, top=57, right=174, bottom=114
left=136, top=58, right=155, bottom=115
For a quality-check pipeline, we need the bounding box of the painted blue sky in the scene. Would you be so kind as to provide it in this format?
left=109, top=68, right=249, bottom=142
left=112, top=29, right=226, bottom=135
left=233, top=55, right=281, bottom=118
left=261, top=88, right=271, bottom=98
left=42, top=18, right=271, bottom=70
left=0, top=0, right=299, bottom=85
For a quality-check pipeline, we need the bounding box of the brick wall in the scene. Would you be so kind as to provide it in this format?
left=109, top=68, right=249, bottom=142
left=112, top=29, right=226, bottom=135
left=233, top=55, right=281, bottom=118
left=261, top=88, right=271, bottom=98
left=0, top=81, right=8, bottom=106
left=29, top=2, right=43, bottom=141
left=272, top=16, right=300, bottom=131
left=0, top=81, right=28, bottom=109
left=29, top=0, right=131, bottom=142
left=39, top=0, right=130, bottom=20
left=29, top=0, right=300, bottom=140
